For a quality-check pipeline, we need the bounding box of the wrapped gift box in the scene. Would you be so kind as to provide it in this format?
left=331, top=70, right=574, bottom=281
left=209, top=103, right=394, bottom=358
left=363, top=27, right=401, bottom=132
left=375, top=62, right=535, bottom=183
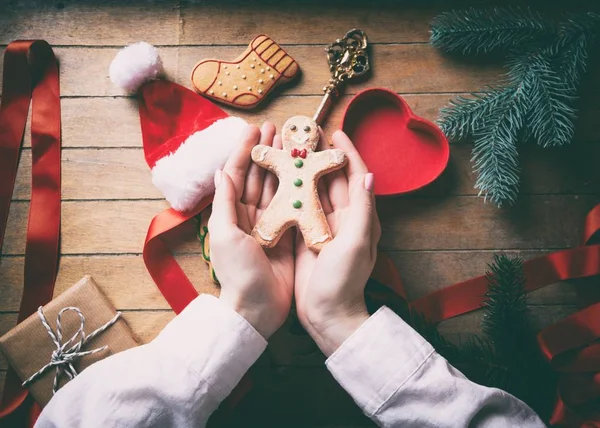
left=0, top=275, right=138, bottom=407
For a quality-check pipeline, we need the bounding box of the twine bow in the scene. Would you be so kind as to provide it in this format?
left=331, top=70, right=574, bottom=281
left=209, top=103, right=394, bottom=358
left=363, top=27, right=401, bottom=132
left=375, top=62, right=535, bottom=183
left=22, top=306, right=121, bottom=395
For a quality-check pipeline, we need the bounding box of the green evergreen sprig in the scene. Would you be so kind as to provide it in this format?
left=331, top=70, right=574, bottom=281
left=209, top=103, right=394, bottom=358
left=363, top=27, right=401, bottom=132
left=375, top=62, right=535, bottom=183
left=481, top=254, right=555, bottom=419
left=431, top=9, right=600, bottom=206
left=430, top=7, right=555, bottom=55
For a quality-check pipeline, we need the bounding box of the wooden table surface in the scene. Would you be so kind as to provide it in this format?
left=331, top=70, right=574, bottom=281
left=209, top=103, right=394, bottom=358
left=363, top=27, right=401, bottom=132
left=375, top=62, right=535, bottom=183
left=1, top=1, right=599, bottom=426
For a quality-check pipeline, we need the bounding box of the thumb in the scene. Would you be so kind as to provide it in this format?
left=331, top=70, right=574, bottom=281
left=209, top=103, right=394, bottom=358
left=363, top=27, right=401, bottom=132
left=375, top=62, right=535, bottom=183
left=208, top=170, right=238, bottom=237
left=339, top=173, right=375, bottom=245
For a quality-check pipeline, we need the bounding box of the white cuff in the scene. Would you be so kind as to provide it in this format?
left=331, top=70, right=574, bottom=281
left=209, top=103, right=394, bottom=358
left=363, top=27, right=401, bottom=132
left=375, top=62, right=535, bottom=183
left=326, top=306, right=435, bottom=416
left=151, top=294, right=267, bottom=402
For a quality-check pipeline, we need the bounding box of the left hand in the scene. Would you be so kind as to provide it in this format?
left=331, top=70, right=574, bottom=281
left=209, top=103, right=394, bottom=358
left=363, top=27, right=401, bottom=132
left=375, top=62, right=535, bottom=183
left=294, top=130, right=380, bottom=356
left=209, top=123, right=294, bottom=339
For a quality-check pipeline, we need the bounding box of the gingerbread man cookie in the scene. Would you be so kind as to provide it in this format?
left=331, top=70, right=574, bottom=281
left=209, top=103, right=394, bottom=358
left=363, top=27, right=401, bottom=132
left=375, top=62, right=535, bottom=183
left=251, top=116, right=347, bottom=252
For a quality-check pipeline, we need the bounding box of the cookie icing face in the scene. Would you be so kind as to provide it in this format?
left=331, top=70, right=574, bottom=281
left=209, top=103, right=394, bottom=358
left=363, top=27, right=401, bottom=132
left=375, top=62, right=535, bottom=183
left=282, top=116, right=319, bottom=153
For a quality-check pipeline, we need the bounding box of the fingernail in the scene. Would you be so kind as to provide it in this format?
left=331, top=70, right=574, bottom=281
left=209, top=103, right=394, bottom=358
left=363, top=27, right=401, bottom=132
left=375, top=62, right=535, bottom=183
left=214, top=170, right=222, bottom=187
left=364, top=173, right=374, bottom=192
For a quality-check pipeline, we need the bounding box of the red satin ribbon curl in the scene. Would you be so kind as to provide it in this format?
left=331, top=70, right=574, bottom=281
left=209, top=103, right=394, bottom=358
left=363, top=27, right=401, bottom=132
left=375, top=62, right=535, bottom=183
left=407, top=205, right=600, bottom=427
left=0, top=41, right=61, bottom=425
left=142, top=198, right=250, bottom=422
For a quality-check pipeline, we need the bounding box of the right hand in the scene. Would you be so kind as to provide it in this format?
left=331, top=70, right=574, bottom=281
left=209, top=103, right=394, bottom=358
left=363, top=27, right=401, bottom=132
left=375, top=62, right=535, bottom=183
left=209, top=123, right=294, bottom=340
left=294, top=130, right=381, bottom=356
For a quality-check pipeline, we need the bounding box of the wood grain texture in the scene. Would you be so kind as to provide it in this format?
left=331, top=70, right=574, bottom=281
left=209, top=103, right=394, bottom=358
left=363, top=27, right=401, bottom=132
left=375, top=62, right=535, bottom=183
left=180, top=0, right=435, bottom=45
left=11, top=143, right=599, bottom=201
left=11, top=93, right=599, bottom=152
left=0, top=0, right=435, bottom=46
left=0, top=255, right=219, bottom=312
left=0, top=46, right=503, bottom=97
left=0, top=251, right=585, bottom=313
left=388, top=250, right=580, bottom=304
left=17, top=95, right=449, bottom=148
left=2, top=196, right=597, bottom=256
left=0, top=0, right=180, bottom=45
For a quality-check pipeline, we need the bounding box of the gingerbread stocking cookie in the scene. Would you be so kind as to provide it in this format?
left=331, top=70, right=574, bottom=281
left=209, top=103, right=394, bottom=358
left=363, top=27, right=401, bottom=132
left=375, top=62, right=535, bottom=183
left=251, top=116, right=347, bottom=252
left=191, top=35, right=299, bottom=109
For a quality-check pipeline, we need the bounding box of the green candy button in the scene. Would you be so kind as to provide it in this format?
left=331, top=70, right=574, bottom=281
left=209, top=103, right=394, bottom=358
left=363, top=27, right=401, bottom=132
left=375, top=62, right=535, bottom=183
left=293, top=178, right=303, bottom=187
left=294, top=159, right=304, bottom=168
left=293, top=200, right=302, bottom=209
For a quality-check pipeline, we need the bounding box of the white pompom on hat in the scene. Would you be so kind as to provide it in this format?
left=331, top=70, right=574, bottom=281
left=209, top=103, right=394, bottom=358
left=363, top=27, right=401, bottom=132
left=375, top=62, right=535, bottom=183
left=109, top=42, right=163, bottom=93
left=109, top=42, right=248, bottom=212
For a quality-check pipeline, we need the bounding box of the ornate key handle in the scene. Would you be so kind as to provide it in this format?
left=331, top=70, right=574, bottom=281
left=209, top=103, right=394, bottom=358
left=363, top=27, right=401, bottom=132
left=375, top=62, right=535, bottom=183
left=313, top=29, right=370, bottom=125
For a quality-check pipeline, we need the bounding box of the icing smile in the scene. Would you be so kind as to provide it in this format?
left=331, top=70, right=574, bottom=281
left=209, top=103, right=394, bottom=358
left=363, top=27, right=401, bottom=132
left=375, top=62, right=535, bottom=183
left=292, top=136, right=309, bottom=145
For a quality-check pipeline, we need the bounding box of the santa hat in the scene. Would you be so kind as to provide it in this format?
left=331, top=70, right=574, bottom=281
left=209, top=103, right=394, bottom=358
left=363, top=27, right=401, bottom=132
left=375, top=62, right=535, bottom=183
left=109, top=42, right=247, bottom=212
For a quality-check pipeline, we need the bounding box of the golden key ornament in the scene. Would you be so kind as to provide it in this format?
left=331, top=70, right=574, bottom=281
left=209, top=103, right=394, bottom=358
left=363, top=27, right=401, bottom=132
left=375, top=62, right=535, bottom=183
left=313, top=29, right=370, bottom=125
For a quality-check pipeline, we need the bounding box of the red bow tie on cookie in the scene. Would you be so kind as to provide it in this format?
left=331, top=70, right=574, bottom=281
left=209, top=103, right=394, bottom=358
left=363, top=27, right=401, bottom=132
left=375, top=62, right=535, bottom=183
left=291, top=148, right=307, bottom=158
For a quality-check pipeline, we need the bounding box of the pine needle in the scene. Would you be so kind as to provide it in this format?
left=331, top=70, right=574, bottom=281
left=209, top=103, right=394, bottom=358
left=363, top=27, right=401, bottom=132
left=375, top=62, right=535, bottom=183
left=430, top=7, right=555, bottom=55
left=438, top=87, right=514, bottom=142
left=481, top=254, right=556, bottom=420
left=482, top=254, right=528, bottom=346
left=471, top=86, right=524, bottom=207
left=509, top=48, right=577, bottom=148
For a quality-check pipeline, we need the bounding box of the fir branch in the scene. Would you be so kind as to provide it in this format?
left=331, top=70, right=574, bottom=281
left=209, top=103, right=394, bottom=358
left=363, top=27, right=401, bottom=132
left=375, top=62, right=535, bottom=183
left=471, top=85, right=524, bottom=207
left=430, top=7, right=555, bottom=55
left=509, top=49, right=576, bottom=148
left=481, top=254, right=528, bottom=347
left=558, top=12, right=600, bottom=88
left=438, top=87, right=514, bottom=142
left=480, top=254, right=556, bottom=420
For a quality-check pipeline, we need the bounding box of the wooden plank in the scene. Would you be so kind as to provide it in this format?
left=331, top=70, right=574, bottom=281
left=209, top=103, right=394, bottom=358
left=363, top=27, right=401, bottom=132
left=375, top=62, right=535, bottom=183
left=4, top=200, right=169, bottom=255
left=437, top=305, right=577, bottom=342
left=0, top=0, right=434, bottom=46
left=14, top=149, right=160, bottom=200
left=12, top=94, right=600, bottom=151
left=387, top=250, right=580, bottom=305
left=180, top=0, right=435, bottom=45
left=0, top=255, right=219, bottom=312
left=1, top=248, right=589, bottom=314
left=31, top=94, right=600, bottom=147
left=18, top=94, right=448, bottom=149
left=3, top=196, right=597, bottom=256
left=377, top=194, right=598, bottom=251
left=0, top=46, right=503, bottom=97
left=14, top=142, right=599, bottom=201
left=0, top=0, right=180, bottom=46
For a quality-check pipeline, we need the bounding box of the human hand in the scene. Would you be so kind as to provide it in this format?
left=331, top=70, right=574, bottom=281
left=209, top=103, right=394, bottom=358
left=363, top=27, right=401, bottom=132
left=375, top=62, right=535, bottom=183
left=209, top=123, right=294, bottom=339
left=294, top=130, right=381, bottom=356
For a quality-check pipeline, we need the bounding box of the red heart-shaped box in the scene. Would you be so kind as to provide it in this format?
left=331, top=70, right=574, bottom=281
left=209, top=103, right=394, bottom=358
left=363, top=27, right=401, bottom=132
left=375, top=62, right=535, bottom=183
left=341, top=88, right=449, bottom=196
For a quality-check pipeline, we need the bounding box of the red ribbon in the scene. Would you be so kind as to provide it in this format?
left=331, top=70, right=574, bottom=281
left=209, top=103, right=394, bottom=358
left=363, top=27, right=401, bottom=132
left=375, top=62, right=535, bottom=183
left=142, top=199, right=250, bottom=422
left=0, top=41, right=61, bottom=425
left=291, top=148, right=307, bottom=158
left=403, top=204, right=600, bottom=427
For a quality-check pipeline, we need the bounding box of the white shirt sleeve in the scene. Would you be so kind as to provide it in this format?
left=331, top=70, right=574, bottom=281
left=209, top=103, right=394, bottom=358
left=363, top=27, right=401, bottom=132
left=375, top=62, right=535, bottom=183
left=35, top=294, right=267, bottom=428
left=326, top=306, right=546, bottom=428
